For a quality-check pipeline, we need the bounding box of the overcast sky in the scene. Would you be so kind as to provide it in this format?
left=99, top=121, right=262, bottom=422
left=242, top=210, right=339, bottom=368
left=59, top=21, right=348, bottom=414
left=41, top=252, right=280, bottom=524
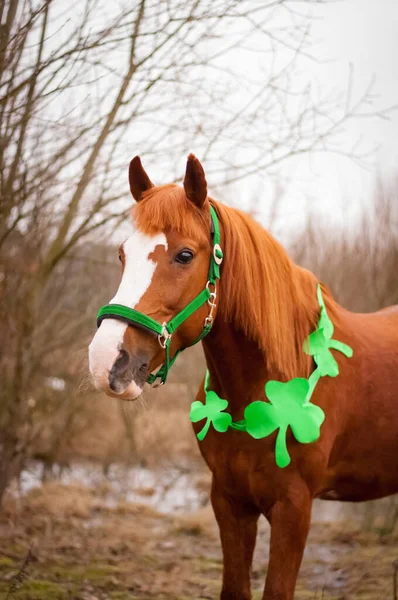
left=260, top=0, right=398, bottom=232
left=107, top=0, right=398, bottom=237
left=33, top=0, right=397, bottom=238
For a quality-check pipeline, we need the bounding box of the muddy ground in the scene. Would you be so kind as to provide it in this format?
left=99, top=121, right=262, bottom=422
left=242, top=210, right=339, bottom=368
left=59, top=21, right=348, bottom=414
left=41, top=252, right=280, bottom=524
left=0, top=482, right=397, bottom=600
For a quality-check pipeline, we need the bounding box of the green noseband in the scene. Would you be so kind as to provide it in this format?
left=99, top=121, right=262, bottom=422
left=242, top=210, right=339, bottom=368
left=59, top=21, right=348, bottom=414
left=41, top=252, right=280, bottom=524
left=96, top=206, right=223, bottom=386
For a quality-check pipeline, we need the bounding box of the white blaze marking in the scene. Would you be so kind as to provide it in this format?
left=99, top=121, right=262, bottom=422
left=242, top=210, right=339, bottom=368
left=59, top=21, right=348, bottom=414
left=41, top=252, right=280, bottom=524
left=110, top=230, right=167, bottom=307
left=89, top=227, right=167, bottom=398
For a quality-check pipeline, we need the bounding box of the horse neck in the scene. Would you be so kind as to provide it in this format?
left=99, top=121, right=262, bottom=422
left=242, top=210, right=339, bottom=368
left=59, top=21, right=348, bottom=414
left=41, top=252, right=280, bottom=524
left=202, top=265, right=319, bottom=418
left=202, top=321, right=270, bottom=418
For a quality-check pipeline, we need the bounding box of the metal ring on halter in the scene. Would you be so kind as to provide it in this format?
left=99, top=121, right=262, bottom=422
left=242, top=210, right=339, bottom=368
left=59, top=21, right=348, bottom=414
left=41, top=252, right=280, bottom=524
left=204, top=315, right=214, bottom=327
left=204, top=299, right=216, bottom=327
left=206, top=281, right=217, bottom=307
left=151, top=379, right=165, bottom=388
left=158, top=323, right=171, bottom=349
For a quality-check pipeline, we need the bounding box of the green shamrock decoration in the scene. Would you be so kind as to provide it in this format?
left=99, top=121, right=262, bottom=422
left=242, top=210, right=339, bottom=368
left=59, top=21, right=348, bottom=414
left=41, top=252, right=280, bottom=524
left=303, top=285, right=353, bottom=377
left=244, top=378, right=325, bottom=468
left=189, top=285, right=353, bottom=469
left=190, top=390, right=232, bottom=441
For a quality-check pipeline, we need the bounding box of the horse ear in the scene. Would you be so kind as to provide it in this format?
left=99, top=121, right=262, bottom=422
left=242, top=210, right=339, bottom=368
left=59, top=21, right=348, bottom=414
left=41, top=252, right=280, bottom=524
left=183, top=154, right=207, bottom=208
left=129, top=156, right=154, bottom=202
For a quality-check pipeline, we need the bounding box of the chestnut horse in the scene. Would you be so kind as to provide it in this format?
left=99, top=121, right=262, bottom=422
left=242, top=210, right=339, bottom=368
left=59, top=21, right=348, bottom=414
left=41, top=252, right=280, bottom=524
left=89, top=155, right=398, bottom=599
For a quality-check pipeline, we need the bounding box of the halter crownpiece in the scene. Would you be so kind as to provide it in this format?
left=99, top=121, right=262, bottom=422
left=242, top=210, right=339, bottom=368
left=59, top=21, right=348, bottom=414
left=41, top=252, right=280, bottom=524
left=190, top=284, right=353, bottom=468
left=96, top=205, right=223, bottom=386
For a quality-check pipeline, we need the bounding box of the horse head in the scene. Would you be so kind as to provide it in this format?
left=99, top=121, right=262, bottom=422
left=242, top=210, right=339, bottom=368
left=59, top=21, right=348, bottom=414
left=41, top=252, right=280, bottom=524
left=88, top=155, right=218, bottom=400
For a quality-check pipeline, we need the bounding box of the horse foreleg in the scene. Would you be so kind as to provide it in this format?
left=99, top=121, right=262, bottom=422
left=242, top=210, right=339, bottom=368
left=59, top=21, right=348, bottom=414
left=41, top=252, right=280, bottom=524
left=263, top=486, right=312, bottom=600
left=211, top=478, right=260, bottom=600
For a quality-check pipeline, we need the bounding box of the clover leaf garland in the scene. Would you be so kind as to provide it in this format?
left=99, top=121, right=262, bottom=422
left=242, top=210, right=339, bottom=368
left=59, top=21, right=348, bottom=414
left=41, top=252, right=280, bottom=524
left=189, top=285, right=353, bottom=468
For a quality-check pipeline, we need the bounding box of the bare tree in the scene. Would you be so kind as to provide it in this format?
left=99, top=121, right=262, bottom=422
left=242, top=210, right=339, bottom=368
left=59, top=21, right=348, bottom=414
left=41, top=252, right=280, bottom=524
left=290, top=174, right=398, bottom=312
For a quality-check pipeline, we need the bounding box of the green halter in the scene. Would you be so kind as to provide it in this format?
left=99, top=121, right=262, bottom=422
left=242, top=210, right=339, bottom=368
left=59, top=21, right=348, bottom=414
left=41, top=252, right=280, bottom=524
left=96, top=206, right=223, bottom=386
left=189, top=285, right=353, bottom=468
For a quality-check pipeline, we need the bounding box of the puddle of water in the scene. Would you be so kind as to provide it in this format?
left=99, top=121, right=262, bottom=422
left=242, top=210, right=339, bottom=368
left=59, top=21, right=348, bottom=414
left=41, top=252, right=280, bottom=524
left=18, top=461, right=385, bottom=523
left=18, top=461, right=207, bottom=514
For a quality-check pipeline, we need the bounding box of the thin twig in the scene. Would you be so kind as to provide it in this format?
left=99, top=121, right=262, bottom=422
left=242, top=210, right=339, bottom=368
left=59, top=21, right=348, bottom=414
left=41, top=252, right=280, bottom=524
left=5, top=545, right=36, bottom=600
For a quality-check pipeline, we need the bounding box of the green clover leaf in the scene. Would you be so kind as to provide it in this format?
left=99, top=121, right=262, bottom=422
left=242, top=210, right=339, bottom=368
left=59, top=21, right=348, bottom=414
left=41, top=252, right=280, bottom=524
left=244, top=378, right=325, bottom=468
left=305, top=328, right=339, bottom=377
left=190, top=390, right=232, bottom=441
left=303, top=286, right=353, bottom=377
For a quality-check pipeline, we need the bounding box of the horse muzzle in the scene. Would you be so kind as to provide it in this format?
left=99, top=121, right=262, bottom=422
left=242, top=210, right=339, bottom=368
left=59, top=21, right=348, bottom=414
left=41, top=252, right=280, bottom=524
left=109, top=348, right=149, bottom=394
left=88, top=321, right=150, bottom=400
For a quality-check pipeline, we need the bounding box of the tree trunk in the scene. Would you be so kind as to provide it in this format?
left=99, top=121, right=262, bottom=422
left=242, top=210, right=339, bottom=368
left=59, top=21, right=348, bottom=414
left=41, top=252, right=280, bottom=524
left=0, top=430, right=22, bottom=508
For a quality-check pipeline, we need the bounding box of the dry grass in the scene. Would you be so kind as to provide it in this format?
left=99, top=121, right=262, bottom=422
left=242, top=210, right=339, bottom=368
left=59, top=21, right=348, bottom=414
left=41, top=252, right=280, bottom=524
left=9, top=482, right=95, bottom=519
left=134, top=405, right=200, bottom=466
left=1, top=482, right=398, bottom=599
left=174, top=505, right=218, bottom=538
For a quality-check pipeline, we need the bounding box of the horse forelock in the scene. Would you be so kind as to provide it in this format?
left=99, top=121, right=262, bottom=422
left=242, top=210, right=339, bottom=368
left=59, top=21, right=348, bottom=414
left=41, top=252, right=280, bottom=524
left=132, top=184, right=210, bottom=245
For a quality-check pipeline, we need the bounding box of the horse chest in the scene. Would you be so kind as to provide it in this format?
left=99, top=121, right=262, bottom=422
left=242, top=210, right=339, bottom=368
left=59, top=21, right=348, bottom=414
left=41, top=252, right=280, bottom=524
left=197, top=430, right=282, bottom=505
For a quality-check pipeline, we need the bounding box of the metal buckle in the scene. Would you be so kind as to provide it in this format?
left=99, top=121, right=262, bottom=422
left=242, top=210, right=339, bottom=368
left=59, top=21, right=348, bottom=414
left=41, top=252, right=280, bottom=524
left=158, top=323, right=171, bottom=349
left=206, top=280, right=217, bottom=299
left=204, top=282, right=217, bottom=327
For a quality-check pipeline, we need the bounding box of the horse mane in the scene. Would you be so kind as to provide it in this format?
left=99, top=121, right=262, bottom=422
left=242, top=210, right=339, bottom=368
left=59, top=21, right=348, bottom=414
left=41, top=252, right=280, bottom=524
left=133, top=184, right=331, bottom=380
left=210, top=201, right=324, bottom=379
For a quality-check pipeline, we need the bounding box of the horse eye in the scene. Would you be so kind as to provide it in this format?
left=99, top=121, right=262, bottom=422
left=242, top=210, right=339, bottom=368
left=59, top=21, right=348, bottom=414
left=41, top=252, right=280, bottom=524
left=174, top=249, right=194, bottom=265
left=118, top=252, right=122, bottom=263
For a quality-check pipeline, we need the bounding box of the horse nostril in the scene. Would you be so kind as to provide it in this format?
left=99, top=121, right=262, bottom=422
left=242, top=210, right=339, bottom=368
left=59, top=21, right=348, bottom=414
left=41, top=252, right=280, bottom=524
left=114, top=349, right=130, bottom=373
left=109, top=349, right=130, bottom=391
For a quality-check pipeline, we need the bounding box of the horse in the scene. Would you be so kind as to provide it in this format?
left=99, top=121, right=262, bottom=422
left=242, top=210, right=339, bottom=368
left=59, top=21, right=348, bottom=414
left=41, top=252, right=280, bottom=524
left=88, top=154, right=398, bottom=600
